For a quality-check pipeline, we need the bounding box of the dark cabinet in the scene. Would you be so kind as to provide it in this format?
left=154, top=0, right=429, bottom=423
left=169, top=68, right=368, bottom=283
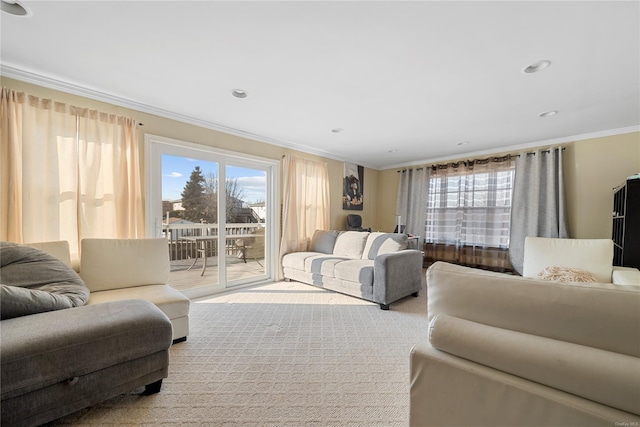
left=612, top=177, right=640, bottom=269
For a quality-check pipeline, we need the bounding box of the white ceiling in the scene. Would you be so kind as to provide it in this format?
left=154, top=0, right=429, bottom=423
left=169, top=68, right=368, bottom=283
left=2, top=1, right=639, bottom=169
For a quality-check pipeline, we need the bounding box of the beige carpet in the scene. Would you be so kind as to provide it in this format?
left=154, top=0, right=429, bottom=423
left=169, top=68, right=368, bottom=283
left=50, top=277, right=429, bottom=426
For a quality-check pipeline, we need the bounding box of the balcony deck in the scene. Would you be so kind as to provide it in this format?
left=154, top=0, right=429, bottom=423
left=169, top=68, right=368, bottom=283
left=163, top=223, right=268, bottom=293
left=168, top=257, right=266, bottom=292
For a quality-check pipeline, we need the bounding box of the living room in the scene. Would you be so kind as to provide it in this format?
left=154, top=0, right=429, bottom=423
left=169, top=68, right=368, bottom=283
left=2, top=1, right=640, bottom=426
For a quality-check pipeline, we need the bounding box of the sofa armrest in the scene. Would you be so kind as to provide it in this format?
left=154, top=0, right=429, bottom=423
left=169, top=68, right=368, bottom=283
left=612, top=266, right=640, bottom=285
left=427, top=262, right=640, bottom=357
left=373, top=249, right=422, bottom=305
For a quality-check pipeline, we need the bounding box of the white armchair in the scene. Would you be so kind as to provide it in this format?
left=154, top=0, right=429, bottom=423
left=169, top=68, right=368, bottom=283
left=523, top=237, right=640, bottom=285
left=410, top=262, right=640, bottom=426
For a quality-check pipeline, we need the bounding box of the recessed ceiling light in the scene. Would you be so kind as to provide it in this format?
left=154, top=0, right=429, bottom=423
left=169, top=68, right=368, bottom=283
left=457, top=141, right=470, bottom=146
left=231, top=89, right=248, bottom=99
left=331, top=128, right=344, bottom=133
left=1, top=0, right=30, bottom=16
left=523, top=60, right=552, bottom=74
left=538, top=110, right=558, bottom=118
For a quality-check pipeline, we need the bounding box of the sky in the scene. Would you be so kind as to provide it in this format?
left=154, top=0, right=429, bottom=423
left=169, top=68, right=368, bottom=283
left=162, top=154, right=266, bottom=204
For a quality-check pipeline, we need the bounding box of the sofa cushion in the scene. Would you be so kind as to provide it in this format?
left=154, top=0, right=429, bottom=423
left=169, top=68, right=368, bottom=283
left=333, top=259, right=375, bottom=285
left=523, top=237, right=613, bottom=283
left=0, top=299, right=171, bottom=400
left=309, top=230, right=341, bottom=254
left=362, top=232, right=408, bottom=260
left=24, top=240, right=73, bottom=269
left=282, top=252, right=318, bottom=271
left=0, top=243, right=89, bottom=320
left=332, top=231, right=369, bottom=258
left=304, top=255, right=351, bottom=277
left=80, top=238, right=170, bottom=292
left=87, top=284, right=190, bottom=320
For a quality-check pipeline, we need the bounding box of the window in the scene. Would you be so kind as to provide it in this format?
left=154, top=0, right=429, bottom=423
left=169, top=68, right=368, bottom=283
left=425, top=159, right=515, bottom=249
left=1, top=89, right=142, bottom=259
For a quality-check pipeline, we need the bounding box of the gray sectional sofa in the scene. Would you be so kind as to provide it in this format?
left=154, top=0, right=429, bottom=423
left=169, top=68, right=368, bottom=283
left=0, top=240, right=179, bottom=427
left=282, top=230, right=423, bottom=309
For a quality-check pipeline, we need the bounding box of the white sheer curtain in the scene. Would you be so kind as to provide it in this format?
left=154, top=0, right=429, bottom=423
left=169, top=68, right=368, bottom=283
left=279, top=154, right=330, bottom=259
left=1, top=88, right=143, bottom=260
left=76, top=108, right=143, bottom=240
left=396, top=167, right=429, bottom=237
left=426, top=157, right=515, bottom=248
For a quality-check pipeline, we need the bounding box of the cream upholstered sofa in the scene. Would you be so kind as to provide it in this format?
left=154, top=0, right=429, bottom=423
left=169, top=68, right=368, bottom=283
left=282, top=230, right=423, bottom=309
left=28, top=238, right=190, bottom=342
left=410, top=257, right=640, bottom=426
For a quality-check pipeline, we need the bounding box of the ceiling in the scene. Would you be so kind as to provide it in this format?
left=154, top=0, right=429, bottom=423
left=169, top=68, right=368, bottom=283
left=2, top=1, right=639, bottom=169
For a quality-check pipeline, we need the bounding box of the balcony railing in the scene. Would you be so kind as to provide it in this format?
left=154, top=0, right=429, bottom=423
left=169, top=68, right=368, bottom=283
left=163, top=223, right=264, bottom=261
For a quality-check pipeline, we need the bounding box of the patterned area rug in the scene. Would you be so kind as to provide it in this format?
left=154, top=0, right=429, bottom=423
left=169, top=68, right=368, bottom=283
left=51, top=277, right=429, bottom=426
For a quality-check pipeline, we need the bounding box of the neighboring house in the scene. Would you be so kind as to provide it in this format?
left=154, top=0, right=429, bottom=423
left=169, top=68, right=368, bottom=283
left=162, top=197, right=260, bottom=224
left=249, top=202, right=266, bottom=223
left=162, top=200, right=185, bottom=218
left=163, top=217, right=194, bottom=226
left=172, top=201, right=185, bottom=211
left=162, top=217, right=197, bottom=239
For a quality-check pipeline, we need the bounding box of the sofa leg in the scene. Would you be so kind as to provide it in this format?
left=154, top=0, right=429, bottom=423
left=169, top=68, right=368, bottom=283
left=412, top=291, right=419, bottom=297
left=380, top=303, right=390, bottom=310
left=143, top=379, right=163, bottom=395
left=172, top=336, right=187, bottom=345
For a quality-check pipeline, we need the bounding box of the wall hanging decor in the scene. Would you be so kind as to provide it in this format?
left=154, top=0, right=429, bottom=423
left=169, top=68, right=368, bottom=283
left=343, top=163, right=364, bottom=211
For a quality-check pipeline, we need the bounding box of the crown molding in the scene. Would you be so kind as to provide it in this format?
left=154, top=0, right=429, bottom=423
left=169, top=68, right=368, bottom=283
left=386, top=125, right=640, bottom=170
left=3, top=64, right=636, bottom=171
left=1, top=64, right=377, bottom=169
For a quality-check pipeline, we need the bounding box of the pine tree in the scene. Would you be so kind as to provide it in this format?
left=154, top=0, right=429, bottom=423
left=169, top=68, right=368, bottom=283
left=181, top=166, right=207, bottom=223
left=203, top=171, right=218, bottom=224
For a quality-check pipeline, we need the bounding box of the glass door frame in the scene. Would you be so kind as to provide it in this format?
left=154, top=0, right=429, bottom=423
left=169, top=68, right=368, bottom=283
left=145, top=133, right=280, bottom=299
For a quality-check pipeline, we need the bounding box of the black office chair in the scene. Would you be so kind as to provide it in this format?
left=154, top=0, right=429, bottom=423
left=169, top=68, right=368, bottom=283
left=346, top=214, right=371, bottom=232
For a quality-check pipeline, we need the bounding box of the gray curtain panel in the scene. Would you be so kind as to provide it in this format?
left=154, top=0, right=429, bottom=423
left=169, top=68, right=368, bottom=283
left=509, top=148, right=569, bottom=274
left=396, top=167, right=430, bottom=238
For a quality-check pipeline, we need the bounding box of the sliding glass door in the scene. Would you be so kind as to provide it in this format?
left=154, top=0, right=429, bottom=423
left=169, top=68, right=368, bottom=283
left=223, top=163, right=268, bottom=283
left=145, top=135, right=278, bottom=299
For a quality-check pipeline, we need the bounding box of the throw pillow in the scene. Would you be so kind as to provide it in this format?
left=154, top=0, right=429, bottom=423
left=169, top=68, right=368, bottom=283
left=309, top=230, right=341, bottom=254
left=362, top=232, right=408, bottom=260
left=0, top=242, right=89, bottom=320
left=537, top=265, right=598, bottom=283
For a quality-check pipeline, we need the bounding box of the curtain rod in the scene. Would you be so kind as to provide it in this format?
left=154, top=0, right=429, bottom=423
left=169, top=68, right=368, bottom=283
left=397, top=147, right=566, bottom=172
